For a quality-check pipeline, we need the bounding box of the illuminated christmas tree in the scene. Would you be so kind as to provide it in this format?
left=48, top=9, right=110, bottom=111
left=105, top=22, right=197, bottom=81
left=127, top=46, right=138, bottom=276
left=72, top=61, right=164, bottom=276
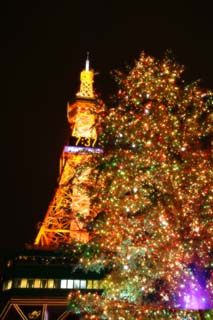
left=68, top=52, right=213, bottom=319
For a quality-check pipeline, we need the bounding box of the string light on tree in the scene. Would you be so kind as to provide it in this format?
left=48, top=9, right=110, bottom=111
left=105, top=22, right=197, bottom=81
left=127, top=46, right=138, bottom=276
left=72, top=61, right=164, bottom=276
left=68, top=51, right=213, bottom=319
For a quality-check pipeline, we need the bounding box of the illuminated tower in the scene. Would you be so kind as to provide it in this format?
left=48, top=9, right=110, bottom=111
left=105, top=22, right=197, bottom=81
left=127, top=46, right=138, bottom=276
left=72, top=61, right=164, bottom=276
left=0, top=57, right=105, bottom=320
left=35, top=55, right=103, bottom=248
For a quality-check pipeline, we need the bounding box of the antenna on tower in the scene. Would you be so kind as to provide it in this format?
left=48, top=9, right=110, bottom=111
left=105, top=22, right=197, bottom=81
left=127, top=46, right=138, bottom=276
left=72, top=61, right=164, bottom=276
left=85, top=51, right=90, bottom=71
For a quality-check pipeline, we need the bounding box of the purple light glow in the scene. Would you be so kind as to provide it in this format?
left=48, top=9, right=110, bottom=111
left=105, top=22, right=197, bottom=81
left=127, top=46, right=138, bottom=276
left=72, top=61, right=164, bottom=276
left=176, top=275, right=212, bottom=310
left=64, top=146, right=103, bottom=154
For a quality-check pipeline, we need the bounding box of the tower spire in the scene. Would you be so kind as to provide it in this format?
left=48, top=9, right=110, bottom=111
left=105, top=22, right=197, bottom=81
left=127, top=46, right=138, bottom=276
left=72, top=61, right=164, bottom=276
left=85, top=51, right=90, bottom=71
left=76, top=53, right=94, bottom=99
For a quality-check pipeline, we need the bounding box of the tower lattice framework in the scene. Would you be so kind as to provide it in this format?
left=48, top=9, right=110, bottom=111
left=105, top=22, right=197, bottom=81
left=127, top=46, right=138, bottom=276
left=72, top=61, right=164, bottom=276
left=34, top=57, right=103, bottom=248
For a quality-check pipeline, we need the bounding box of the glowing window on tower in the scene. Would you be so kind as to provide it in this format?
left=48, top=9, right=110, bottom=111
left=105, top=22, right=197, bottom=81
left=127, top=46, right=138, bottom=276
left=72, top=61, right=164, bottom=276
left=34, top=279, right=41, bottom=288
left=93, top=280, right=99, bottom=289
left=99, top=280, right=103, bottom=289
left=47, top=279, right=55, bottom=288
left=87, top=280, right=93, bottom=289
left=74, top=280, right=80, bottom=289
left=60, top=279, right=67, bottom=289
left=67, top=279, right=74, bottom=288
left=60, top=279, right=87, bottom=289
left=20, top=279, right=27, bottom=288
left=3, top=280, right=12, bottom=291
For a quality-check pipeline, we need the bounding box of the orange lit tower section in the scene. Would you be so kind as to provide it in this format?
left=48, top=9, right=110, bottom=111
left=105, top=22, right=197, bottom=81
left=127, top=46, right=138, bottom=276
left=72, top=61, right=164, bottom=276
left=34, top=56, right=103, bottom=248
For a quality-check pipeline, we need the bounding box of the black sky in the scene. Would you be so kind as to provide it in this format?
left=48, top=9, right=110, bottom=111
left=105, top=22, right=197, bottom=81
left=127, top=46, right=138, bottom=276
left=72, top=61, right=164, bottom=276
left=1, top=1, right=213, bottom=253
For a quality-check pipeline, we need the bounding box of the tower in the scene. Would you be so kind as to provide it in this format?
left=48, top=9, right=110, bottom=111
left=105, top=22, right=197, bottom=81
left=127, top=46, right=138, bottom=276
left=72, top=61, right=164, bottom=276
left=35, top=54, right=103, bottom=248
left=0, top=57, right=105, bottom=320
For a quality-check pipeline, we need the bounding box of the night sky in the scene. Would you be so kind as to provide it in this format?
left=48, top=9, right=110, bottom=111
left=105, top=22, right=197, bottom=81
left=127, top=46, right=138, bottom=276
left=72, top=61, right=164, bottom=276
left=1, top=1, right=213, bottom=254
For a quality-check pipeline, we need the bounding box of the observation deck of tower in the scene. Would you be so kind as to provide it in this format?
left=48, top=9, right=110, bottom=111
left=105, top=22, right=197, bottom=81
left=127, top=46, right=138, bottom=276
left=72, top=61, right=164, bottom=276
left=34, top=55, right=103, bottom=248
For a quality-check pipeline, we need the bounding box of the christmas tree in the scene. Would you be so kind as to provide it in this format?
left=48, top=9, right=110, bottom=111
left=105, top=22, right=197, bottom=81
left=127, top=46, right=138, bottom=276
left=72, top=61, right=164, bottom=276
left=68, top=52, right=213, bottom=319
